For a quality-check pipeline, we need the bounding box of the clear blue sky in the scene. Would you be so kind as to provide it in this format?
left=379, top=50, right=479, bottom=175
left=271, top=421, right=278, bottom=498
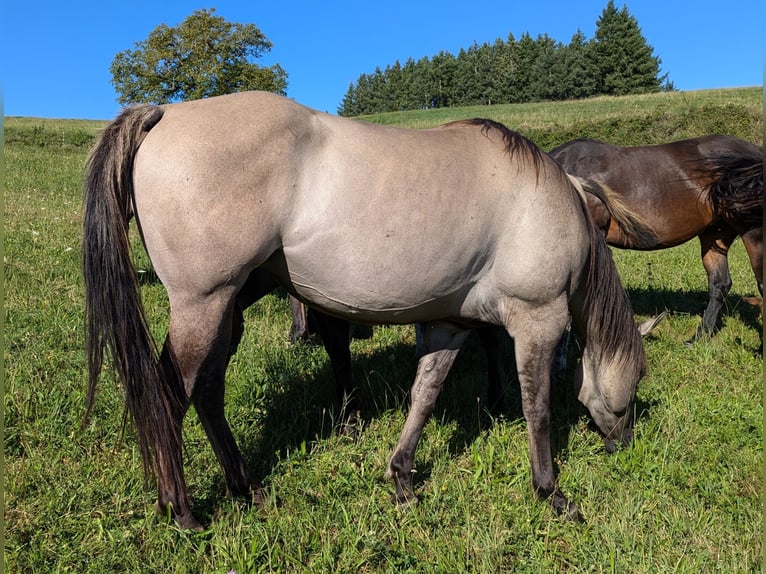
left=3, top=1, right=764, bottom=120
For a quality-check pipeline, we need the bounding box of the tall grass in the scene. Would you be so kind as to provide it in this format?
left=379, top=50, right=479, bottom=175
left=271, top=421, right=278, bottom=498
left=4, top=88, right=763, bottom=572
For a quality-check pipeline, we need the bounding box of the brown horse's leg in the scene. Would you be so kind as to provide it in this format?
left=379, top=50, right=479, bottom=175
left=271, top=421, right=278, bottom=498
left=311, top=311, right=357, bottom=425
left=693, top=228, right=738, bottom=342
left=477, top=326, right=506, bottom=416
left=386, top=322, right=470, bottom=503
left=740, top=226, right=763, bottom=297
left=288, top=295, right=311, bottom=343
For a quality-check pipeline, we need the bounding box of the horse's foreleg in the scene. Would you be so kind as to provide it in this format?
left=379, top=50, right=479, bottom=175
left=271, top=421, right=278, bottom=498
left=513, top=307, right=580, bottom=521
left=386, top=322, right=470, bottom=504
left=693, top=228, right=737, bottom=342
left=311, top=310, right=357, bottom=429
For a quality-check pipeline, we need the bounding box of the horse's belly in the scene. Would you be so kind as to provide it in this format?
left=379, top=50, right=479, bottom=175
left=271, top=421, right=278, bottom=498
left=281, top=240, right=486, bottom=324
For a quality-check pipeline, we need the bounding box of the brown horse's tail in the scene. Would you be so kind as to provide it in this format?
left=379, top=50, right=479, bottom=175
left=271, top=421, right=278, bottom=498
left=82, top=105, right=176, bottom=480
left=707, top=151, right=763, bottom=230
left=575, top=176, right=658, bottom=249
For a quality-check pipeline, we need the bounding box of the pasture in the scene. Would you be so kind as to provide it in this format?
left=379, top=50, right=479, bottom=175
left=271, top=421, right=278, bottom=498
left=4, top=87, right=763, bottom=572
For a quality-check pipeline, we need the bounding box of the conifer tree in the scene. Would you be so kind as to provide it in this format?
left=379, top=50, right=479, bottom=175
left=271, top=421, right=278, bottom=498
left=591, top=1, right=665, bottom=95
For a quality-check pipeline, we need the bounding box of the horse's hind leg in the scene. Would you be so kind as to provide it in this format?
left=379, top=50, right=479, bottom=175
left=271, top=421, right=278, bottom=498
left=159, top=291, right=258, bottom=527
left=692, top=228, right=737, bottom=342
left=386, top=322, right=470, bottom=503
left=741, top=227, right=763, bottom=297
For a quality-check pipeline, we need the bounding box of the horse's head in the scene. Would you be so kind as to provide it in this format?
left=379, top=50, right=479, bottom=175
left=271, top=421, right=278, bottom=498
left=566, top=178, right=664, bottom=452
left=574, top=342, right=645, bottom=452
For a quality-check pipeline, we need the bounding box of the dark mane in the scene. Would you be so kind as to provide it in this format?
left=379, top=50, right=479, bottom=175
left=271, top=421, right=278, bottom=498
left=570, top=182, right=645, bottom=368
left=449, top=118, right=545, bottom=170
left=585, top=225, right=644, bottom=366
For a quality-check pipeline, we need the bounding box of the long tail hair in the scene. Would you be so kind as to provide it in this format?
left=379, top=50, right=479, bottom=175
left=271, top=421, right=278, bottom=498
left=576, top=176, right=658, bottom=249
left=82, top=104, right=178, bottom=481
left=707, top=151, right=763, bottom=230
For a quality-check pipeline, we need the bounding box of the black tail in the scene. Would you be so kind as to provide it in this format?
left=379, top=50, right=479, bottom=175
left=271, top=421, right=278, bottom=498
left=82, top=105, right=176, bottom=480
left=708, top=152, right=763, bottom=230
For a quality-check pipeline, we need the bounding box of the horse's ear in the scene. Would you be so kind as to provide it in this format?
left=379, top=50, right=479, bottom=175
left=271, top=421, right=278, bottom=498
left=636, top=310, right=669, bottom=337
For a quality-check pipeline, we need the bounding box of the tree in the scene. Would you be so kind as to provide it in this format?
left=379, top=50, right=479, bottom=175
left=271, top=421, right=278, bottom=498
left=508, top=33, right=541, bottom=102
left=558, top=30, right=598, bottom=100
left=528, top=34, right=564, bottom=101
left=110, top=8, right=287, bottom=105
left=590, top=1, right=666, bottom=95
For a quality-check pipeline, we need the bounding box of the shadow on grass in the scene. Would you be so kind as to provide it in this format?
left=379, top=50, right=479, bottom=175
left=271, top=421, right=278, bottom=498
left=187, top=283, right=763, bottom=520
left=190, top=324, right=643, bottom=521
left=627, top=286, right=762, bottom=351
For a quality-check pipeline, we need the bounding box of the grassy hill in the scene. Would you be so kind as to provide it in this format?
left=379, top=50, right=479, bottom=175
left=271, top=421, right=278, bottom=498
left=359, top=86, right=764, bottom=148
left=4, top=86, right=762, bottom=151
left=4, top=87, right=763, bottom=573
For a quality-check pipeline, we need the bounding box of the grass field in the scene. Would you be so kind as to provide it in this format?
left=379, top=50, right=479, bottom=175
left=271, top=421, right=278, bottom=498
left=4, top=88, right=763, bottom=573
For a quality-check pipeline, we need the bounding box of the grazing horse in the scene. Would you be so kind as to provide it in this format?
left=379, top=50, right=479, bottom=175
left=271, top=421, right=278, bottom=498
left=83, top=91, right=646, bottom=530
left=550, top=136, right=763, bottom=342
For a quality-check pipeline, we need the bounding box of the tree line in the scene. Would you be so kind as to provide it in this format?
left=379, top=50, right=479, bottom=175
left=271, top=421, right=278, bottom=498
left=339, top=1, right=672, bottom=116
left=109, top=3, right=672, bottom=116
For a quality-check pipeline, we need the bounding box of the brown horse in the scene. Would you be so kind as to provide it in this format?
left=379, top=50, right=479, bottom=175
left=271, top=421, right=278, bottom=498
left=549, top=136, right=763, bottom=342
left=83, top=91, right=646, bottom=530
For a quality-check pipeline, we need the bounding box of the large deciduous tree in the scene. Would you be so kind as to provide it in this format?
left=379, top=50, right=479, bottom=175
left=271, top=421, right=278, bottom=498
left=110, top=8, right=288, bottom=105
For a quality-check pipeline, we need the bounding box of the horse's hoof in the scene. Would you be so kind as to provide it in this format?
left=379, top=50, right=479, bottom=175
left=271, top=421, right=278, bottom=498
left=155, top=502, right=205, bottom=531
left=176, top=512, right=205, bottom=532
left=564, top=502, right=584, bottom=523
left=551, top=490, right=583, bottom=522
left=254, top=484, right=270, bottom=509
left=391, top=490, right=419, bottom=506
left=339, top=411, right=362, bottom=440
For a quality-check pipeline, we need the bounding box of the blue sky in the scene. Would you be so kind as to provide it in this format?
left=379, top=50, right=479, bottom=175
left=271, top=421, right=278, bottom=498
left=3, top=1, right=764, bottom=120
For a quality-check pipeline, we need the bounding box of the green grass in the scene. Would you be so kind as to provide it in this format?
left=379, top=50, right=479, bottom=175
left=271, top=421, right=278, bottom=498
left=4, top=88, right=763, bottom=572
left=361, top=87, right=764, bottom=148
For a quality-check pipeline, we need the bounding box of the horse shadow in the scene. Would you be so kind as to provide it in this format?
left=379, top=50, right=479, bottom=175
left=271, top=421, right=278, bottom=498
left=190, top=326, right=653, bottom=521
left=236, top=330, right=511, bottom=497
left=626, top=285, right=762, bottom=351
